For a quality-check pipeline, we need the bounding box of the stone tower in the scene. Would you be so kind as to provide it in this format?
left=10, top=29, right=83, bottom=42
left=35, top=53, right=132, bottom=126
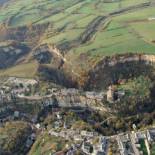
left=107, top=86, right=115, bottom=102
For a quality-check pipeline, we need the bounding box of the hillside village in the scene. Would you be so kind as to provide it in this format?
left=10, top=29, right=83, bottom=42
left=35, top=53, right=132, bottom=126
left=0, top=76, right=128, bottom=119
left=0, top=76, right=154, bottom=155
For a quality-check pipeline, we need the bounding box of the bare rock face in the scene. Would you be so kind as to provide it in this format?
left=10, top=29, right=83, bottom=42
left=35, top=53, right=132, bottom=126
left=0, top=41, right=30, bottom=69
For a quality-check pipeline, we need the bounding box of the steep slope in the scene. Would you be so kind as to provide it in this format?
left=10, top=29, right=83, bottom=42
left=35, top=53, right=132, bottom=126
left=0, top=41, right=30, bottom=69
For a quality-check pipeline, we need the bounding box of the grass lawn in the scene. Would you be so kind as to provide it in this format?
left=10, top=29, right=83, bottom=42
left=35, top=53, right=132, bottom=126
left=64, top=4, right=155, bottom=75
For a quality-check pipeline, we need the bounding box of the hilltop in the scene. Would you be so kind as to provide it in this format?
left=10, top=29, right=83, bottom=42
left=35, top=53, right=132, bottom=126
left=0, top=0, right=155, bottom=89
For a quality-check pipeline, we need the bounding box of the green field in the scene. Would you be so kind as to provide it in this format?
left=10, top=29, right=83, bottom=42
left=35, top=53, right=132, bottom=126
left=0, top=0, right=155, bottom=77
left=68, top=6, right=155, bottom=57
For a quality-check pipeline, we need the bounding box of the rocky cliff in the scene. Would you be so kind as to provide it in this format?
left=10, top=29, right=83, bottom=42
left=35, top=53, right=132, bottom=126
left=84, top=54, right=155, bottom=90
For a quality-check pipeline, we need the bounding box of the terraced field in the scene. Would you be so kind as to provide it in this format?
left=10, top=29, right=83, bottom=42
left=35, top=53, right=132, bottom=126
left=0, top=0, right=155, bottom=87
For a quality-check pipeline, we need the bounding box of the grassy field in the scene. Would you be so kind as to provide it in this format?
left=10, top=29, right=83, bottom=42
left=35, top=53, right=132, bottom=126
left=69, top=6, right=155, bottom=56
left=0, top=0, right=155, bottom=78
left=65, top=4, right=155, bottom=73
left=1, top=0, right=153, bottom=49
left=0, top=61, right=38, bottom=78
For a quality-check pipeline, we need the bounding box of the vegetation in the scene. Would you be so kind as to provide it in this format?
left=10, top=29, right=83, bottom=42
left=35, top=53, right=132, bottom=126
left=139, top=139, right=148, bottom=155
left=72, top=120, right=93, bottom=131
left=108, top=75, right=154, bottom=116
left=151, top=144, right=155, bottom=155
left=1, top=1, right=155, bottom=154
left=29, top=133, right=70, bottom=155
left=116, top=76, right=152, bottom=99
left=0, top=121, right=31, bottom=154
left=0, top=0, right=155, bottom=79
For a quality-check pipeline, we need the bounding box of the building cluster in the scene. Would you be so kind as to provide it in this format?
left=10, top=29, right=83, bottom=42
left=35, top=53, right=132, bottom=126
left=45, top=108, right=109, bottom=155
left=1, top=77, right=155, bottom=155
left=117, top=128, right=155, bottom=155
left=9, top=77, right=38, bottom=97
left=0, top=86, right=15, bottom=103
left=0, top=76, right=107, bottom=113
left=0, top=77, right=39, bottom=120
left=49, top=129, right=108, bottom=155
left=48, top=110, right=155, bottom=155
left=0, top=77, right=39, bottom=101
left=7, top=77, right=38, bottom=86
left=48, top=88, right=106, bottom=101
left=40, top=88, right=107, bottom=112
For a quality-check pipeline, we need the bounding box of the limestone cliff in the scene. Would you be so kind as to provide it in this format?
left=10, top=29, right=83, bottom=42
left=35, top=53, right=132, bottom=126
left=85, top=54, right=155, bottom=90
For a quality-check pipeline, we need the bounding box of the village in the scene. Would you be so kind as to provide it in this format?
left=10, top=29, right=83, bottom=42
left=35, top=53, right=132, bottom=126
left=1, top=100, right=155, bottom=155
left=0, top=77, right=124, bottom=105
left=0, top=76, right=108, bottom=118
left=33, top=107, right=155, bottom=155
left=0, top=77, right=155, bottom=155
